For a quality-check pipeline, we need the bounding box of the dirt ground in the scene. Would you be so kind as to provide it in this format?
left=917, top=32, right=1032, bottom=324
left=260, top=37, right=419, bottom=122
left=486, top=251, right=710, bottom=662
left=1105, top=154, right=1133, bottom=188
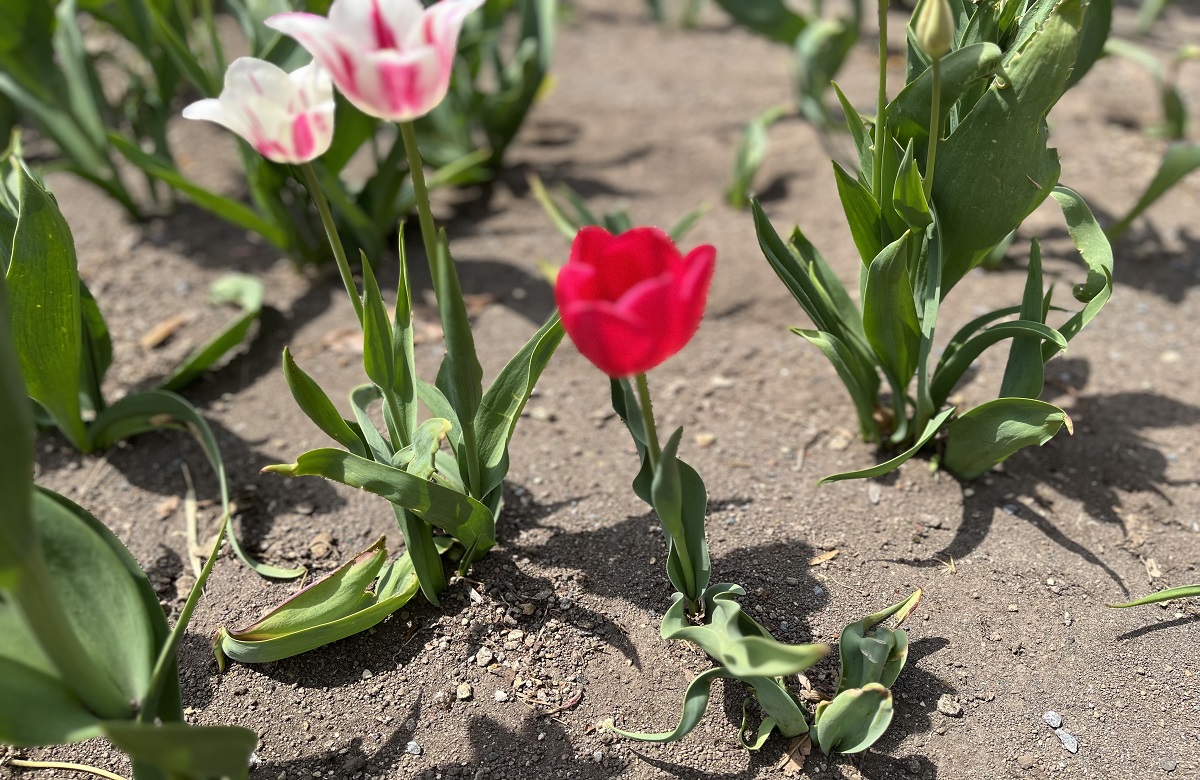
left=9, top=0, right=1200, bottom=778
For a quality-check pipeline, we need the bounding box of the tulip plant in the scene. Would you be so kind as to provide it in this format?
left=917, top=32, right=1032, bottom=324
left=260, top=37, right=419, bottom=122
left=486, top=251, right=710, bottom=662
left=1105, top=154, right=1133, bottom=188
left=0, top=267, right=257, bottom=779
left=551, top=226, right=918, bottom=755
left=194, top=0, right=563, bottom=665
left=0, top=138, right=294, bottom=580
left=2, top=0, right=554, bottom=267
left=754, top=0, right=1115, bottom=482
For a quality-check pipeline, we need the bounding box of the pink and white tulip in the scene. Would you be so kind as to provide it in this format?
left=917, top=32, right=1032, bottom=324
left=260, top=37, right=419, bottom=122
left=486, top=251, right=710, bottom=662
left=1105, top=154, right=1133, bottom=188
left=182, top=58, right=335, bottom=164
left=266, top=0, right=484, bottom=123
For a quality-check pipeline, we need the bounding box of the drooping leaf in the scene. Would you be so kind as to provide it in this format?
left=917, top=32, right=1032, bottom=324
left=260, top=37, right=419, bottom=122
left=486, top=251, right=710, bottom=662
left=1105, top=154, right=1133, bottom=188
left=90, top=390, right=304, bottom=580
left=711, top=0, right=809, bottom=44
left=819, top=407, right=955, bottom=483
left=215, top=549, right=420, bottom=666
left=889, top=43, right=1003, bottom=150
left=942, top=397, right=1070, bottom=479
left=605, top=667, right=734, bottom=743
left=931, top=320, right=1067, bottom=407
left=265, top=449, right=495, bottom=560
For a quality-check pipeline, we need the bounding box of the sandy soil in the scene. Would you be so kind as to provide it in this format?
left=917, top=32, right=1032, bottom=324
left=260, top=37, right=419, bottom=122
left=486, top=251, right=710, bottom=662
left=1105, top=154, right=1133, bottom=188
left=10, top=0, right=1200, bottom=778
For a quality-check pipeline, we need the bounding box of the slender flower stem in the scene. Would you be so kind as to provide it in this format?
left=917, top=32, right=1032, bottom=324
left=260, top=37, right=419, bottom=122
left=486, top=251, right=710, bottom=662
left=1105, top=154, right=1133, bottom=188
left=5, top=759, right=129, bottom=780
left=139, top=516, right=230, bottom=724
left=873, top=0, right=890, bottom=211
left=399, top=122, right=441, bottom=278
left=634, top=373, right=661, bottom=472
left=299, top=163, right=363, bottom=325
left=923, top=57, right=943, bottom=203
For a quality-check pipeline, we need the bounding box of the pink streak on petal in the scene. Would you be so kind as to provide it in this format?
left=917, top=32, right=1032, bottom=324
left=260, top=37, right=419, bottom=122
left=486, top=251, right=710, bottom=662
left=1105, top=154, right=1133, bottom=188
left=370, top=0, right=399, bottom=48
left=377, top=58, right=424, bottom=117
left=292, top=113, right=315, bottom=161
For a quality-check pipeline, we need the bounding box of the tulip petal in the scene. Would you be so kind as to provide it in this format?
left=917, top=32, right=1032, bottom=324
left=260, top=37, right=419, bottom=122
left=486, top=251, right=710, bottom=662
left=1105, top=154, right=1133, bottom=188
left=595, top=227, right=677, bottom=301
left=326, top=0, right=422, bottom=50
left=222, top=57, right=293, bottom=107
left=617, top=274, right=688, bottom=371
left=678, top=244, right=716, bottom=340
left=554, top=262, right=601, bottom=309
left=412, top=0, right=486, bottom=59
left=560, top=302, right=659, bottom=378
left=267, top=13, right=359, bottom=91
left=570, top=225, right=615, bottom=268
left=356, top=47, right=441, bottom=121
left=181, top=98, right=252, bottom=141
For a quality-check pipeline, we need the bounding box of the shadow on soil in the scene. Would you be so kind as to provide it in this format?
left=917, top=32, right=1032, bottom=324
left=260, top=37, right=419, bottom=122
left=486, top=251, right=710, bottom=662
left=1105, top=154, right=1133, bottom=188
left=899, top=359, right=1200, bottom=597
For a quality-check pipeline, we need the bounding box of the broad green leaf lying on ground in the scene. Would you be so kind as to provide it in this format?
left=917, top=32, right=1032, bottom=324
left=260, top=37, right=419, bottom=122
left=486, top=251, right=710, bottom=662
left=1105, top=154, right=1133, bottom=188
left=215, top=537, right=422, bottom=667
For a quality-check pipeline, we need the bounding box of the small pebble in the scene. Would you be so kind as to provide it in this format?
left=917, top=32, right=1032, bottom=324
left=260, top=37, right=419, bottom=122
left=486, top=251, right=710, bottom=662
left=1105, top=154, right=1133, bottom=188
left=476, top=647, right=495, bottom=667
left=1043, top=711, right=1063, bottom=729
left=1054, top=728, right=1079, bottom=754
left=1017, top=754, right=1037, bottom=770
left=1161, top=759, right=1177, bottom=773
left=494, top=690, right=509, bottom=702
left=456, top=683, right=473, bottom=700
left=936, top=694, right=963, bottom=717
left=405, top=741, right=422, bottom=756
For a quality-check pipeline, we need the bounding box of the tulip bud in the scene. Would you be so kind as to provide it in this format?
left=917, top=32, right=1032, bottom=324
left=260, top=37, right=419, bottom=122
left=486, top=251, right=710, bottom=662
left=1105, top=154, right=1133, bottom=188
left=913, top=0, right=954, bottom=60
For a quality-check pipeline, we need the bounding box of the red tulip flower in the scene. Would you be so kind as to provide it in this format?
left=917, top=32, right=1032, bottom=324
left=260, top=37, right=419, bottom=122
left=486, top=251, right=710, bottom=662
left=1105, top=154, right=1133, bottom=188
left=555, top=226, right=716, bottom=378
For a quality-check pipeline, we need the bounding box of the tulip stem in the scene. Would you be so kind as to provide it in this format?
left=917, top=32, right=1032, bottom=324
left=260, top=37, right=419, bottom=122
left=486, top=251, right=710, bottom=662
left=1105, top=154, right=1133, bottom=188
left=299, top=163, right=363, bottom=326
left=873, top=0, right=889, bottom=215
left=635, top=373, right=661, bottom=471
left=4, top=759, right=129, bottom=780
left=923, top=56, right=943, bottom=203
left=399, top=122, right=441, bottom=276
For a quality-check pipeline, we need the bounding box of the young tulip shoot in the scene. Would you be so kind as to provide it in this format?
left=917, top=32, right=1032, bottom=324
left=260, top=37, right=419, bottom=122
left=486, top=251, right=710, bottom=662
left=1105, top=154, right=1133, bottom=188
left=182, top=59, right=335, bottom=165
left=554, top=226, right=716, bottom=378
left=267, top=0, right=485, bottom=123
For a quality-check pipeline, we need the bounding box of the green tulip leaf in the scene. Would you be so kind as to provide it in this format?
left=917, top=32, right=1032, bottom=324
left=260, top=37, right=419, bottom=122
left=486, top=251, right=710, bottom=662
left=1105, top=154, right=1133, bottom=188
left=282, top=347, right=367, bottom=458
left=833, top=83, right=874, bottom=184
left=832, top=160, right=884, bottom=266
left=215, top=547, right=420, bottom=667
left=794, top=329, right=882, bottom=443
left=727, top=104, right=789, bottom=208
left=933, top=0, right=1083, bottom=291
left=264, top=448, right=495, bottom=560
left=999, top=239, right=1048, bottom=400
left=931, top=320, right=1067, bottom=408
left=835, top=589, right=921, bottom=695
left=30, top=489, right=154, bottom=707
left=160, top=274, right=264, bottom=393
left=651, top=428, right=711, bottom=604
left=1107, top=584, right=1200, bottom=608
left=350, top=383, right=396, bottom=463
left=893, top=141, right=932, bottom=230
left=0, top=656, right=103, bottom=747
left=889, top=43, right=1003, bottom=150
left=392, top=226, right=419, bottom=445
left=819, top=407, right=955, bottom=483
left=794, top=19, right=856, bottom=126
left=107, top=133, right=287, bottom=248
left=102, top=721, right=258, bottom=780
left=0, top=272, right=33, bottom=579
left=943, top=397, right=1070, bottom=479
left=606, top=667, right=735, bottom=743
left=811, top=684, right=894, bottom=754
left=662, top=585, right=829, bottom=679
left=862, top=232, right=920, bottom=390
left=361, top=256, right=397, bottom=398
left=710, top=0, right=808, bottom=44
left=474, top=313, right=564, bottom=501
left=6, top=159, right=88, bottom=450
